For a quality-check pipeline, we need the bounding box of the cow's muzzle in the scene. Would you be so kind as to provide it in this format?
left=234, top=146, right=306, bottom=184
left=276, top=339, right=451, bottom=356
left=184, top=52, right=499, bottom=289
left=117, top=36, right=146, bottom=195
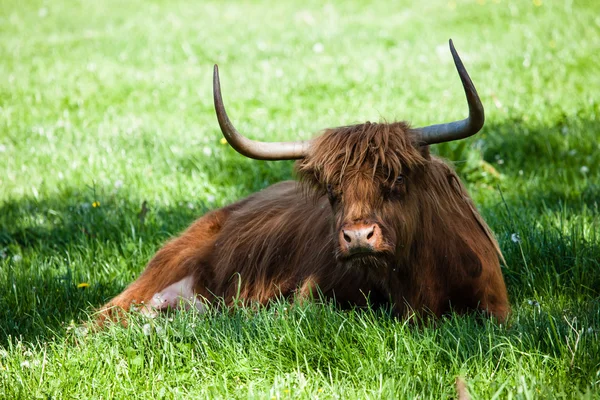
left=339, top=221, right=384, bottom=257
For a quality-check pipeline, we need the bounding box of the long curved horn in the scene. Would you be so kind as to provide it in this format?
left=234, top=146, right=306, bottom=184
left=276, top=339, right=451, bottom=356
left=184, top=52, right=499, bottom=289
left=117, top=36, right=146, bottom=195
left=413, top=39, right=485, bottom=145
left=213, top=65, right=312, bottom=160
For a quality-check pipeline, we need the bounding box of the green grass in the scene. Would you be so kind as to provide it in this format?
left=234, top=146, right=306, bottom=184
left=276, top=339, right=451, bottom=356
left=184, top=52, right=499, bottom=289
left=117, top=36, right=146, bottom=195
left=1, top=0, right=599, bottom=398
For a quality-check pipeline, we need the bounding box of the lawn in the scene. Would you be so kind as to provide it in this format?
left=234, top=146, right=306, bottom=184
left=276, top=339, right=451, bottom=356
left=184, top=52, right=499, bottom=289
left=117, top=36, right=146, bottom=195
left=1, top=0, right=599, bottom=398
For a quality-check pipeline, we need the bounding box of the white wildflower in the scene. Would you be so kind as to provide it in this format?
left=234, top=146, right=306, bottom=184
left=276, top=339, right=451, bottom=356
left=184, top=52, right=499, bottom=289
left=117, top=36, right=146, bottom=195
left=20, top=360, right=31, bottom=368
left=187, top=202, right=194, bottom=210
left=12, top=254, right=22, bottom=263
left=511, top=233, right=521, bottom=243
left=580, top=166, right=589, bottom=174
left=75, top=326, right=89, bottom=337
left=143, top=323, right=152, bottom=336
left=114, top=179, right=124, bottom=189
left=527, top=299, right=540, bottom=307
left=0, top=144, right=6, bottom=153
left=202, top=147, right=212, bottom=157
left=312, top=42, right=324, bottom=53
left=206, top=195, right=216, bottom=204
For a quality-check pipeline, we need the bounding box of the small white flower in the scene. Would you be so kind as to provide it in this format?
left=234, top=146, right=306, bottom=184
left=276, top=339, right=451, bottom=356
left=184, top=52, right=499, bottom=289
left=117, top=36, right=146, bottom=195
left=206, top=195, right=216, bottom=203
left=23, top=350, right=32, bottom=357
left=187, top=202, right=194, bottom=210
left=12, top=254, right=22, bottom=263
left=38, top=7, right=48, bottom=18
left=312, top=42, right=324, bottom=53
left=518, top=170, right=524, bottom=176
left=202, top=147, right=212, bottom=157
left=75, top=326, right=89, bottom=337
left=568, top=149, right=577, bottom=156
left=0, top=349, right=8, bottom=358
left=496, top=159, right=504, bottom=165
left=114, top=179, right=124, bottom=189
left=511, top=233, right=521, bottom=243
left=561, top=126, right=569, bottom=135
left=0, top=144, right=6, bottom=153
left=580, top=166, right=589, bottom=174
left=20, top=360, right=31, bottom=368
left=143, top=323, right=152, bottom=336
left=587, top=327, right=593, bottom=334
left=527, top=299, right=540, bottom=307
left=155, top=326, right=165, bottom=335
left=81, top=202, right=91, bottom=210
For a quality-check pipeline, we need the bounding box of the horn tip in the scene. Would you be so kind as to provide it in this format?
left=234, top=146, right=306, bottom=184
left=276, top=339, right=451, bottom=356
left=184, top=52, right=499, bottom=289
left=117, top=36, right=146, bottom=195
left=213, top=65, right=221, bottom=86
left=449, top=39, right=456, bottom=51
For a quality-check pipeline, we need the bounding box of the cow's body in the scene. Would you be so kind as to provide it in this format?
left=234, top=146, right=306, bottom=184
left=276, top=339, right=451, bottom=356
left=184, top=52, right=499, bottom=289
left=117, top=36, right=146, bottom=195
left=103, top=132, right=509, bottom=322
left=100, top=41, right=510, bottom=324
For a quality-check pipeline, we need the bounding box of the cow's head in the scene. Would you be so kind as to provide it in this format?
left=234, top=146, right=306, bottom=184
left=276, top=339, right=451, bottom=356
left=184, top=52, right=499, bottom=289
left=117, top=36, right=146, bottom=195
left=212, top=40, right=484, bottom=267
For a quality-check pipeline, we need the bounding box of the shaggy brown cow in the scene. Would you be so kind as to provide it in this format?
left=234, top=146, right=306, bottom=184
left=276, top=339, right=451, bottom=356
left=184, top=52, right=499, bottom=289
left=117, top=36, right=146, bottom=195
left=100, top=40, right=509, bottom=323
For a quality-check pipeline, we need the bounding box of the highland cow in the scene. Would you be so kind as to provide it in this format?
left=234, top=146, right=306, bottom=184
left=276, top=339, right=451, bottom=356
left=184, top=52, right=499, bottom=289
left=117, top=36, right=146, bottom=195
left=100, top=40, right=509, bottom=323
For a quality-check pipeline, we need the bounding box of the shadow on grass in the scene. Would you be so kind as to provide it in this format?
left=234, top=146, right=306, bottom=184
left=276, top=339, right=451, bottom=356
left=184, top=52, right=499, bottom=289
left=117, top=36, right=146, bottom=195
left=1, top=117, right=599, bottom=346
left=0, top=191, right=193, bottom=344
left=0, top=149, right=299, bottom=345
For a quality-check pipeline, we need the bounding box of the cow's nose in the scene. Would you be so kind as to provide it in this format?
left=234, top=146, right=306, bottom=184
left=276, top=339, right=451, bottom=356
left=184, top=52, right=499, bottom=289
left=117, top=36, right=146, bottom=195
left=340, top=223, right=381, bottom=253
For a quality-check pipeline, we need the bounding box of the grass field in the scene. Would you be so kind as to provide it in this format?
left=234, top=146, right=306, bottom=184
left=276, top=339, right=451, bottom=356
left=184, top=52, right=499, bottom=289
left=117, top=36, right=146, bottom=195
left=1, top=0, right=599, bottom=398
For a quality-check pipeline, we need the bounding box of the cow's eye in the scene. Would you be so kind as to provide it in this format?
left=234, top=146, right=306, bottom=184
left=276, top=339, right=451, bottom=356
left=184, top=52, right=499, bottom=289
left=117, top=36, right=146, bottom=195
left=326, top=184, right=338, bottom=205
left=388, top=174, right=407, bottom=198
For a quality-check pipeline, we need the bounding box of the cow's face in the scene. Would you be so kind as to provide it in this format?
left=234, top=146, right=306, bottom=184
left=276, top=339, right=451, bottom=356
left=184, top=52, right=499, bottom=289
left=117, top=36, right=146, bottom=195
left=325, top=164, right=427, bottom=267
left=296, top=122, right=428, bottom=267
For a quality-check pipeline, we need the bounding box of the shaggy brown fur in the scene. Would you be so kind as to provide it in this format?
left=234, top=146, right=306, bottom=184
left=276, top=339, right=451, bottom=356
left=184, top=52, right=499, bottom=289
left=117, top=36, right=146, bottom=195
left=100, top=122, right=509, bottom=323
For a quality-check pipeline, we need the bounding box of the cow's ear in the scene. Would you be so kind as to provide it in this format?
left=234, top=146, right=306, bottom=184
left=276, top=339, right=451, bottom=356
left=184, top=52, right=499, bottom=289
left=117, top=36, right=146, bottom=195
left=419, top=145, right=431, bottom=159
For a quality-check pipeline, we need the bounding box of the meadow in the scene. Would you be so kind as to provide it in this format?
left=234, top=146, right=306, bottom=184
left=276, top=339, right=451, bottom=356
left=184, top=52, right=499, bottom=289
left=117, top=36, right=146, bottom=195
left=0, top=0, right=599, bottom=398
